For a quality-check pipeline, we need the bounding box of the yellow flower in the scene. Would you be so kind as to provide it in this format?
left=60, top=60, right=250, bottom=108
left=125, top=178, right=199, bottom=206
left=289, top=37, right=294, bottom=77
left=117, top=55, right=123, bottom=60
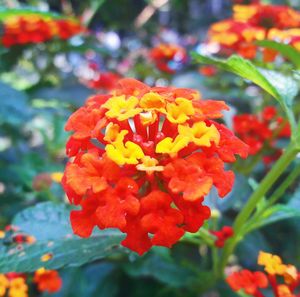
left=102, top=95, right=142, bottom=121
left=233, top=5, right=257, bottom=22
left=211, top=33, right=239, bottom=46
left=178, top=122, right=220, bottom=147
left=136, top=156, right=164, bottom=173
left=106, top=142, right=144, bottom=166
left=277, top=285, right=293, bottom=297
left=258, top=251, right=287, bottom=275
left=0, top=274, right=9, bottom=297
left=293, top=41, right=300, bottom=51
left=283, top=265, right=298, bottom=285
left=51, top=172, right=63, bottom=183
left=104, top=123, right=128, bottom=143
left=140, top=111, right=158, bottom=126
left=242, top=28, right=266, bottom=42
left=211, top=21, right=231, bottom=32
left=156, top=135, right=189, bottom=155
left=8, top=278, right=28, bottom=297
left=139, top=92, right=166, bottom=113
left=166, top=98, right=195, bottom=124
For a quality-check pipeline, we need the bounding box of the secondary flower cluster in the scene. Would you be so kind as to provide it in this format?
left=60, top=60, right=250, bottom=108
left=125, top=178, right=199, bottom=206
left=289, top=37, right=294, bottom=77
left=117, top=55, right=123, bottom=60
left=0, top=270, right=62, bottom=297
left=227, top=251, right=300, bottom=297
left=149, top=44, right=188, bottom=74
left=1, top=13, right=84, bottom=47
left=0, top=228, right=62, bottom=297
left=62, top=78, right=248, bottom=255
left=233, top=106, right=290, bottom=164
left=207, top=2, right=300, bottom=59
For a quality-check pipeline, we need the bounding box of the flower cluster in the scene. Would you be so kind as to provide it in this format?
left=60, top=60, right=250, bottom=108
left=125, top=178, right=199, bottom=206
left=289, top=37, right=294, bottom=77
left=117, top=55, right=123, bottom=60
left=227, top=251, right=300, bottom=297
left=207, top=3, right=300, bottom=59
left=0, top=270, right=62, bottom=297
left=233, top=106, right=290, bottom=164
left=0, top=227, right=62, bottom=297
left=210, top=226, right=234, bottom=248
left=149, top=44, right=187, bottom=74
left=1, top=14, right=84, bottom=48
left=33, top=268, right=62, bottom=293
left=62, top=78, right=248, bottom=255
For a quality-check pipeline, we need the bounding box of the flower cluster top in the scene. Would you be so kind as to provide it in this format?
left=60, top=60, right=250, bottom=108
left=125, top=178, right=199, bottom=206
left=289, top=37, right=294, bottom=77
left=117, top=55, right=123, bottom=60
left=207, top=2, right=300, bottom=59
left=227, top=251, right=300, bottom=297
left=1, top=13, right=84, bottom=47
left=62, top=78, right=248, bottom=255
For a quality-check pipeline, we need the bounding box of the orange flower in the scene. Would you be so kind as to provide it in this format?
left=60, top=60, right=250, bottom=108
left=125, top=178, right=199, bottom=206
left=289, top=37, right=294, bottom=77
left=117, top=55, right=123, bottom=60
left=227, top=270, right=268, bottom=295
left=63, top=78, right=248, bottom=255
left=34, top=268, right=62, bottom=293
left=1, top=14, right=84, bottom=47
left=227, top=251, right=300, bottom=297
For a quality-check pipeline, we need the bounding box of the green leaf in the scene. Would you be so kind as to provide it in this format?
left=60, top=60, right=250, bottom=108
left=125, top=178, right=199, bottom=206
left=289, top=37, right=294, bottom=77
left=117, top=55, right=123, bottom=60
left=246, top=204, right=300, bottom=232
left=0, top=202, right=126, bottom=273
left=192, top=53, right=278, bottom=98
left=191, top=53, right=298, bottom=130
left=0, top=81, right=32, bottom=126
left=123, top=248, right=198, bottom=288
left=259, top=69, right=299, bottom=107
left=256, top=40, right=300, bottom=68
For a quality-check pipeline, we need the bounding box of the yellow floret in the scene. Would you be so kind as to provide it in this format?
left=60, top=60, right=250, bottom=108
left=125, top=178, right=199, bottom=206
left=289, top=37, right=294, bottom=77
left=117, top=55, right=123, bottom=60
left=178, top=122, right=220, bottom=147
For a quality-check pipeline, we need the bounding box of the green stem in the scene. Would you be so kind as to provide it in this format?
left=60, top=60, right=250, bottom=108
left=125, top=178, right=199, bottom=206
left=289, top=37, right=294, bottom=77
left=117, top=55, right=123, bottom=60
left=218, top=143, right=298, bottom=277
left=265, top=164, right=300, bottom=206
left=212, top=247, right=219, bottom=277
left=243, top=164, right=300, bottom=235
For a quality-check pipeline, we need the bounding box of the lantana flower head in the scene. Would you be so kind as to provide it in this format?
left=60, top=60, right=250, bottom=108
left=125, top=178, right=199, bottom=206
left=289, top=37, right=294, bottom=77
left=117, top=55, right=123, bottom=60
left=207, top=19, right=266, bottom=59
left=1, top=14, right=84, bottom=48
left=149, top=44, right=188, bottom=74
left=62, top=78, right=248, bottom=255
left=0, top=273, right=28, bottom=297
left=207, top=4, right=300, bottom=60
left=233, top=106, right=290, bottom=164
left=227, top=251, right=300, bottom=297
left=233, top=4, right=300, bottom=30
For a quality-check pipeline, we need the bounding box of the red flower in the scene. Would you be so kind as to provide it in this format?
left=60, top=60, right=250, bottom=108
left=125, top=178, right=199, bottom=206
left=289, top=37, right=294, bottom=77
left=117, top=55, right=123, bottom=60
left=1, top=14, right=84, bottom=48
left=149, top=44, right=187, bottom=74
left=63, top=78, right=248, bottom=255
left=33, top=268, right=62, bottom=293
left=210, top=226, right=234, bottom=248
left=227, top=270, right=268, bottom=295
left=233, top=106, right=291, bottom=162
left=85, top=72, right=121, bottom=91
left=241, top=5, right=300, bottom=30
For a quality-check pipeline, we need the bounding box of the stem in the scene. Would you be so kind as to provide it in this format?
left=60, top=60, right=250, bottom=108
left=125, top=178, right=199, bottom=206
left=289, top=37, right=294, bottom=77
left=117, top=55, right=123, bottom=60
left=265, top=164, right=300, bottom=206
left=218, top=143, right=298, bottom=277
left=245, top=164, right=300, bottom=231
left=212, top=247, right=219, bottom=277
